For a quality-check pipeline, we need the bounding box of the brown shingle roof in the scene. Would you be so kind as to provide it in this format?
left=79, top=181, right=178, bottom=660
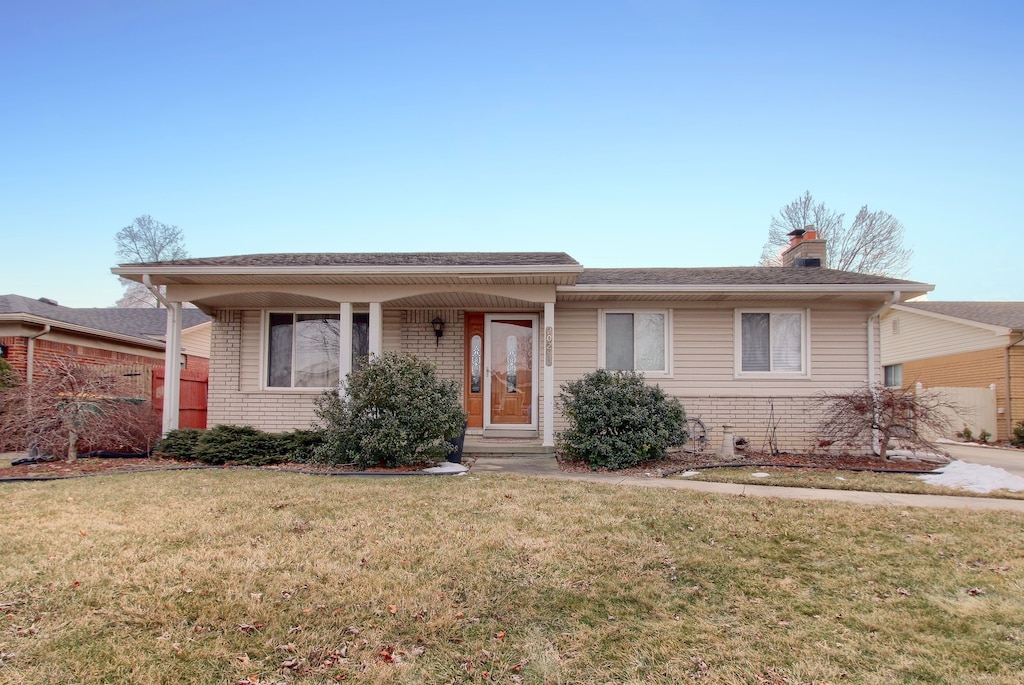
left=576, top=267, right=925, bottom=287
left=899, top=302, right=1024, bottom=330
left=120, top=252, right=581, bottom=268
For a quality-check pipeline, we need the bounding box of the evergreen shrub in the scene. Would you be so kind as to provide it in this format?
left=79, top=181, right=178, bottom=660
left=313, top=352, right=466, bottom=469
left=557, top=369, right=686, bottom=470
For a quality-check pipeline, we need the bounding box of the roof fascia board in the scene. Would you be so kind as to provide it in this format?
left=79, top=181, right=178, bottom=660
left=0, top=313, right=178, bottom=349
left=890, top=304, right=1015, bottom=336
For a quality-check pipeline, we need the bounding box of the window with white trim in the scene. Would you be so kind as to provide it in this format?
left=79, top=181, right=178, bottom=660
left=266, top=312, right=369, bottom=388
left=884, top=364, right=902, bottom=387
left=736, top=310, right=808, bottom=375
left=600, top=310, right=670, bottom=375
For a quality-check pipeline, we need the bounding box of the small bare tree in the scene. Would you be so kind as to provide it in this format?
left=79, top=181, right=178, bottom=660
left=816, top=384, right=958, bottom=460
left=760, top=191, right=912, bottom=277
left=0, top=359, right=161, bottom=461
left=114, top=214, right=188, bottom=308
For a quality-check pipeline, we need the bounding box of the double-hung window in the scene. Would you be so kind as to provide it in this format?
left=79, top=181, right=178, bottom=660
left=599, top=310, right=670, bottom=376
left=266, top=312, right=369, bottom=388
left=736, top=309, right=809, bottom=376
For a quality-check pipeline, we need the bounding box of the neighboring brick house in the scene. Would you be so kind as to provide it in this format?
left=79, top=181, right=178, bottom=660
left=0, top=295, right=210, bottom=424
left=881, top=302, right=1024, bottom=441
left=115, top=233, right=933, bottom=455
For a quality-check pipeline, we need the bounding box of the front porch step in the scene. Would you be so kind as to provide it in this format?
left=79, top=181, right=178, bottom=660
left=463, top=437, right=555, bottom=458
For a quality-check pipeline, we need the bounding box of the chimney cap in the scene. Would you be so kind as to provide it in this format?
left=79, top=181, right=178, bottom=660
left=787, top=228, right=807, bottom=238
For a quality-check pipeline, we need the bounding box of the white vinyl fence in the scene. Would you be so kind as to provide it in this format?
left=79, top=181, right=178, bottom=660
left=917, top=385, right=997, bottom=441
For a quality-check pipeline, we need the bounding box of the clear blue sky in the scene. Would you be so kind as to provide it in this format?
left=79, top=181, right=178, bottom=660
left=3, top=1, right=1021, bottom=307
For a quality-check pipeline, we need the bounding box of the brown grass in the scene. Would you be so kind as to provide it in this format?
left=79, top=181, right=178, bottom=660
left=1, top=470, right=1023, bottom=684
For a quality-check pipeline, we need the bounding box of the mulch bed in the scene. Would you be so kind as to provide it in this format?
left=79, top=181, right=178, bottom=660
left=557, top=450, right=944, bottom=477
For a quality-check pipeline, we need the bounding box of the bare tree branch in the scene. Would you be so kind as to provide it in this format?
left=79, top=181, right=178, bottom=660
left=114, top=215, right=189, bottom=308
left=759, top=192, right=912, bottom=277
left=815, top=384, right=959, bottom=460
left=0, top=359, right=161, bottom=460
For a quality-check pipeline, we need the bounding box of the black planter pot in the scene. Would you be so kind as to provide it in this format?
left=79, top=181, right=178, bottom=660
left=446, top=421, right=468, bottom=464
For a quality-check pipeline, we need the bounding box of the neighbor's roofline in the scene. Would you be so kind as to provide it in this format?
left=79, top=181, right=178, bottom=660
left=0, top=313, right=168, bottom=349
left=889, top=303, right=1018, bottom=335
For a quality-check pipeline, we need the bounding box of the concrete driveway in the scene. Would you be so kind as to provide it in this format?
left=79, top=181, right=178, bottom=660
left=940, top=442, right=1024, bottom=477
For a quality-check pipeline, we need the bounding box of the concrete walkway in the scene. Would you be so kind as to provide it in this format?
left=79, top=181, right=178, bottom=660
left=469, top=456, right=1024, bottom=512
left=941, top=442, right=1024, bottom=477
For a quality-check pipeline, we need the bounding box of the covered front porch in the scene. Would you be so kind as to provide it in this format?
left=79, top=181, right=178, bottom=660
left=117, top=253, right=583, bottom=451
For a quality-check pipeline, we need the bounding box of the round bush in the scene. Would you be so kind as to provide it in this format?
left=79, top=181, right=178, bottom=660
left=313, top=352, right=466, bottom=469
left=557, top=369, right=686, bottom=470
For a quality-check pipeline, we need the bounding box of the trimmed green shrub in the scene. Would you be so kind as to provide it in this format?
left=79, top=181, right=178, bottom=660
left=154, top=428, right=203, bottom=460
left=313, top=352, right=466, bottom=469
left=557, top=369, right=686, bottom=470
left=194, top=425, right=282, bottom=466
left=274, top=429, right=326, bottom=463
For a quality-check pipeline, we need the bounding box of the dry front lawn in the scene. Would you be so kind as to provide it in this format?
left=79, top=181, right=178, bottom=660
left=1, top=470, right=1023, bottom=684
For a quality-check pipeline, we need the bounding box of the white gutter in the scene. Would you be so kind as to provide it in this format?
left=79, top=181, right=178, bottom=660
left=867, top=291, right=900, bottom=455
left=26, top=324, right=51, bottom=384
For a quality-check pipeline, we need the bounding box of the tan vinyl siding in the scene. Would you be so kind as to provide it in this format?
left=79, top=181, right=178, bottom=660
left=881, top=309, right=1006, bottom=364
left=180, top=321, right=211, bottom=359
left=239, top=310, right=262, bottom=392
left=552, top=301, right=876, bottom=451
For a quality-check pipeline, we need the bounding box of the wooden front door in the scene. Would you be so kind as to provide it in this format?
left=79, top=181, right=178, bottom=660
left=484, top=315, right=537, bottom=428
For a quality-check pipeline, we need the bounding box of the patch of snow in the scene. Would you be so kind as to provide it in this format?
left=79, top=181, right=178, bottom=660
left=422, top=462, right=469, bottom=475
left=751, top=472, right=770, bottom=478
left=918, top=460, right=1024, bottom=494
left=677, top=470, right=701, bottom=478
left=835, top=476, right=846, bottom=481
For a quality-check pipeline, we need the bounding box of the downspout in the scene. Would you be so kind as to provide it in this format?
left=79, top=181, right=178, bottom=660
left=1006, top=333, right=1024, bottom=441
left=867, top=291, right=900, bottom=455
left=26, top=324, right=51, bottom=384
left=142, top=274, right=171, bottom=308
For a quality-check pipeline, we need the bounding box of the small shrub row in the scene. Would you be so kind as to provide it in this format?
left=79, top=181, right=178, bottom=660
left=155, top=425, right=324, bottom=466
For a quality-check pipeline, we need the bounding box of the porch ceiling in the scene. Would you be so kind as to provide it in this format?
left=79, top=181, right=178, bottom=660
left=187, top=291, right=545, bottom=312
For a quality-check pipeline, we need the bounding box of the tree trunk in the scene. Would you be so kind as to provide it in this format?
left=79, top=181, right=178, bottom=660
left=67, top=429, right=78, bottom=463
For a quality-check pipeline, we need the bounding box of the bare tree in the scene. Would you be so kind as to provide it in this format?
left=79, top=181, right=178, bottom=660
left=0, top=359, right=161, bottom=460
left=114, top=215, right=188, bottom=308
left=816, top=384, right=958, bottom=460
left=759, top=191, right=912, bottom=277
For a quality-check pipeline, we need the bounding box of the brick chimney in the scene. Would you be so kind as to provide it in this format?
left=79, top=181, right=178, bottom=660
left=781, top=226, right=826, bottom=267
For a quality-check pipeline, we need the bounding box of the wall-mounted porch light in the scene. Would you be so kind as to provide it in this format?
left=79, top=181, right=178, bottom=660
left=431, top=317, right=445, bottom=347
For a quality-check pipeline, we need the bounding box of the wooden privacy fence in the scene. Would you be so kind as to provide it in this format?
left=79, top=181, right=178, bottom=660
left=153, top=367, right=209, bottom=429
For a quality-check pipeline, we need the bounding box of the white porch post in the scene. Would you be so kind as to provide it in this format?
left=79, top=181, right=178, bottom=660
left=543, top=301, right=556, bottom=447
left=162, top=301, right=183, bottom=435
left=338, top=302, right=353, bottom=394
left=368, top=302, right=383, bottom=358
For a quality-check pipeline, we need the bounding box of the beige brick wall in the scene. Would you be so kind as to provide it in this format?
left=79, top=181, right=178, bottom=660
left=401, top=310, right=464, bottom=386
left=208, top=310, right=323, bottom=432
left=903, top=347, right=1023, bottom=441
